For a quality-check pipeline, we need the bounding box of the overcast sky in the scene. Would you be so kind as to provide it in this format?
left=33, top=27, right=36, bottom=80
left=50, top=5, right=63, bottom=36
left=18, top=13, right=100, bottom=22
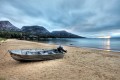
left=0, top=0, right=120, bottom=37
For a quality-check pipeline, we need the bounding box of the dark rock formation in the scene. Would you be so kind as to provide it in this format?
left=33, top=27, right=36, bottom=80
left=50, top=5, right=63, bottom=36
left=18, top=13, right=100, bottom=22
left=0, top=21, right=20, bottom=31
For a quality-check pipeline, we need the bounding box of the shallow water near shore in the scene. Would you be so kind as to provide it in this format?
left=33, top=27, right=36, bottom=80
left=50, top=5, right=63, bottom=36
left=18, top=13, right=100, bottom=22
left=38, top=38, right=120, bottom=52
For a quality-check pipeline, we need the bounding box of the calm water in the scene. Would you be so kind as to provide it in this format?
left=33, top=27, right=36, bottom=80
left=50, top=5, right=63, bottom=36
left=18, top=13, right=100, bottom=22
left=38, top=38, right=120, bottom=51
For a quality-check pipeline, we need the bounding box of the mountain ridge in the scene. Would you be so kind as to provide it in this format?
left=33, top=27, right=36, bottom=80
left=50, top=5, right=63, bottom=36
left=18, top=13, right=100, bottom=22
left=51, top=30, right=84, bottom=38
left=0, top=21, right=20, bottom=31
left=0, top=21, right=85, bottom=38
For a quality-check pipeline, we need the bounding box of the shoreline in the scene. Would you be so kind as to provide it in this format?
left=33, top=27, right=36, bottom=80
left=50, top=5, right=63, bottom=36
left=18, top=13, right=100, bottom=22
left=29, top=40, right=120, bottom=53
left=69, top=45, right=120, bottom=53
left=25, top=38, right=120, bottom=53
left=0, top=39, right=120, bottom=80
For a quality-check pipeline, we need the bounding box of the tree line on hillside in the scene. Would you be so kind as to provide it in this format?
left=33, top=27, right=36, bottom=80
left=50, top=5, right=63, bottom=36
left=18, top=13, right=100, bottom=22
left=0, top=31, right=56, bottom=40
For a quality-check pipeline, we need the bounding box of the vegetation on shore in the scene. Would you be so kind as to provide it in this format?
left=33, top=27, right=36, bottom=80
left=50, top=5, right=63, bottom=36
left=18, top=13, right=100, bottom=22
left=0, top=31, right=22, bottom=39
left=0, top=37, right=6, bottom=41
left=0, top=31, right=54, bottom=40
left=0, top=30, right=85, bottom=41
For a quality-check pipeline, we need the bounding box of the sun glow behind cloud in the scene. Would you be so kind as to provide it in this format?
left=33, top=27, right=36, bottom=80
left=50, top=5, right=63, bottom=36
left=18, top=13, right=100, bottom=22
left=98, top=36, right=111, bottom=38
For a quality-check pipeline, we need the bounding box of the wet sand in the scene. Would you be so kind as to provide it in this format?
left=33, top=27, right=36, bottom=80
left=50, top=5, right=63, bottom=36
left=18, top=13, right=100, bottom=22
left=0, top=39, right=120, bottom=80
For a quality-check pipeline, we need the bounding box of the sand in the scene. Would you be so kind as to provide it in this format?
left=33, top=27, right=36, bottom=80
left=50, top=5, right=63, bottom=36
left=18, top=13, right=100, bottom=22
left=0, top=39, right=120, bottom=80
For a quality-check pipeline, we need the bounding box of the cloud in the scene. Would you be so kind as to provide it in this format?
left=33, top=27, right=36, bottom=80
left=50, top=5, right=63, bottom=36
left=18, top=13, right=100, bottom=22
left=0, top=0, right=120, bottom=37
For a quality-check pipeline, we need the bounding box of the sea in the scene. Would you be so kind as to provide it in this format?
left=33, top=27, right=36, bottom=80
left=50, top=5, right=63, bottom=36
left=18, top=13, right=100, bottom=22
left=38, top=38, right=120, bottom=52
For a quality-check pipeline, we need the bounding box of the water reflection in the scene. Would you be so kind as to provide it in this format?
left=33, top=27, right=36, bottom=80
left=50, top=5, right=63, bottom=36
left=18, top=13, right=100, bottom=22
left=37, top=38, right=120, bottom=51
left=104, top=38, right=111, bottom=51
left=38, top=38, right=73, bottom=45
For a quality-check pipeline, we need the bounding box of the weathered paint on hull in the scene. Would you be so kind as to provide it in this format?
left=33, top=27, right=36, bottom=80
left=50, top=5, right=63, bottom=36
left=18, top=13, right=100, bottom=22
left=10, top=53, right=64, bottom=61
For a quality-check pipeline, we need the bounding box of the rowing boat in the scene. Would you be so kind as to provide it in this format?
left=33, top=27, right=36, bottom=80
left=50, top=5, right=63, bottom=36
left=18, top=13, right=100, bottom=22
left=8, top=46, right=67, bottom=61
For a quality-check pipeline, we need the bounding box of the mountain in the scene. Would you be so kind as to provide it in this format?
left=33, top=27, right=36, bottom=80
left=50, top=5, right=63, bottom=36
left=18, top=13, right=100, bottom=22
left=51, top=30, right=84, bottom=38
left=21, top=26, right=51, bottom=37
left=0, top=21, right=20, bottom=31
left=0, top=20, right=85, bottom=38
left=21, top=26, right=84, bottom=38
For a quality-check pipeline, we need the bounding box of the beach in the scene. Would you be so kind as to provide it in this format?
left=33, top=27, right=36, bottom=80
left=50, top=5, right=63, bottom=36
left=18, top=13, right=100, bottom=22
left=0, top=39, right=120, bottom=80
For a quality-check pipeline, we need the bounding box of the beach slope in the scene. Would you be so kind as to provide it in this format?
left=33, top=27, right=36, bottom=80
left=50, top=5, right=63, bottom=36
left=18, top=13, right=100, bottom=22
left=0, top=39, right=120, bottom=80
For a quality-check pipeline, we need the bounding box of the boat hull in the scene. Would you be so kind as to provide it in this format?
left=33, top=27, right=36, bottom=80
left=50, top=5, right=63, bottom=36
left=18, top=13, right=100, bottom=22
left=10, top=52, right=64, bottom=61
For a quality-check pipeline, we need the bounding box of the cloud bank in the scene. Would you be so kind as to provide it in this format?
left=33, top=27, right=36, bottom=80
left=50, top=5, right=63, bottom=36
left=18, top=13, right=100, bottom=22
left=0, top=0, right=120, bottom=37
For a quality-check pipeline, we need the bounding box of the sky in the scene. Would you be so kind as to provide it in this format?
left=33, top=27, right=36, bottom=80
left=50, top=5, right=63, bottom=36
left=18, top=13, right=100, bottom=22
left=0, top=0, right=120, bottom=38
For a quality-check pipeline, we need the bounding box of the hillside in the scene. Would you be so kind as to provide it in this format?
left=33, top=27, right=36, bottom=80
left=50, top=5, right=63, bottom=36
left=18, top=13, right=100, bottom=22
left=0, top=20, right=85, bottom=38
left=0, top=21, right=20, bottom=31
left=51, top=30, right=84, bottom=38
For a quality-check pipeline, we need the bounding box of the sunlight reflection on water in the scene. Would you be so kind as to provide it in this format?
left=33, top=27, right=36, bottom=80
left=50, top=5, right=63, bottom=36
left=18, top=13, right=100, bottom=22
left=104, top=38, right=111, bottom=51
left=38, top=38, right=120, bottom=51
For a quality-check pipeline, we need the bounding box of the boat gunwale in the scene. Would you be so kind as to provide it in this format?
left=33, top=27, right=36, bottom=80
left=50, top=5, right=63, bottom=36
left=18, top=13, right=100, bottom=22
left=8, top=49, right=65, bottom=56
